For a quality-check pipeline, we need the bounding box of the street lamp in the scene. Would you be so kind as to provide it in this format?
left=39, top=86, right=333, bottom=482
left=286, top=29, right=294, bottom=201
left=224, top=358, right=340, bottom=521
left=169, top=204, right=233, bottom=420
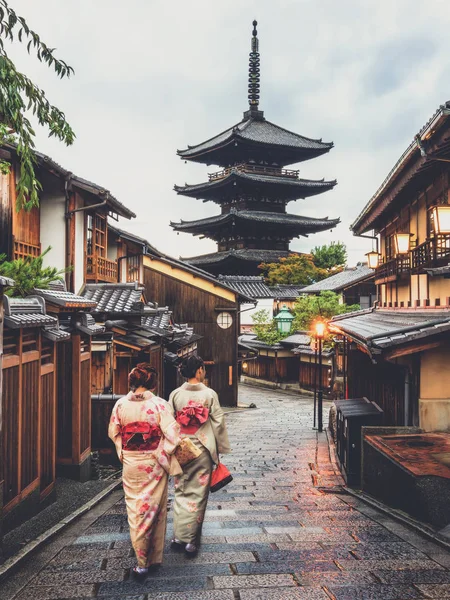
left=274, top=305, right=294, bottom=334
left=393, top=233, right=411, bottom=255
left=432, top=206, right=450, bottom=234
left=365, top=250, right=380, bottom=269
left=313, top=319, right=327, bottom=433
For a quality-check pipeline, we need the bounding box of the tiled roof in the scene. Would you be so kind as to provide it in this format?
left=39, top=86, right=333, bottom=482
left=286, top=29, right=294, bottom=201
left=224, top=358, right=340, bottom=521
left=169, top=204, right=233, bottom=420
left=3, top=296, right=58, bottom=329
left=330, top=308, right=450, bottom=354
left=35, top=288, right=97, bottom=309
left=425, top=264, right=450, bottom=277
left=172, top=210, right=340, bottom=234
left=183, top=248, right=295, bottom=266
left=174, top=172, right=336, bottom=201
left=178, top=117, right=333, bottom=159
left=0, top=276, right=14, bottom=287
left=300, top=265, right=374, bottom=293
left=43, top=327, right=71, bottom=342
left=217, top=275, right=273, bottom=299
left=75, top=313, right=106, bottom=336
left=269, top=284, right=304, bottom=299
left=83, top=283, right=145, bottom=313
left=238, top=334, right=284, bottom=351
left=142, top=310, right=172, bottom=330
left=280, top=332, right=311, bottom=347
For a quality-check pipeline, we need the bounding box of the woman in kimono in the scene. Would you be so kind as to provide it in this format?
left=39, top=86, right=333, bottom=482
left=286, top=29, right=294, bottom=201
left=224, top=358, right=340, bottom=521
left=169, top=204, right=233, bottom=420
left=108, top=363, right=181, bottom=578
left=168, top=355, right=230, bottom=555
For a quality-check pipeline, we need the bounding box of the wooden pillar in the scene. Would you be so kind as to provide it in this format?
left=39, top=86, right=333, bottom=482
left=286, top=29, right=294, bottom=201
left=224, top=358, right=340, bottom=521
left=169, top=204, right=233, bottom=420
left=0, top=282, right=5, bottom=559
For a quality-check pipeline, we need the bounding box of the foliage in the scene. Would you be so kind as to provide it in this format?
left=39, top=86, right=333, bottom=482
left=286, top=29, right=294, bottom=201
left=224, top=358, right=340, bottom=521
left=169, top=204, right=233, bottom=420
left=258, top=254, right=328, bottom=286
left=0, top=246, right=71, bottom=297
left=258, top=243, right=348, bottom=287
left=0, top=0, right=75, bottom=210
left=311, top=241, right=347, bottom=271
left=251, top=309, right=286, bottom=345
left=292, top=290, right=360, bottom=333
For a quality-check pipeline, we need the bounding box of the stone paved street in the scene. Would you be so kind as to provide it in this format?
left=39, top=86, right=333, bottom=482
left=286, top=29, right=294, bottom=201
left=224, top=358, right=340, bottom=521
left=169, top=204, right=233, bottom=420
left=3, top=385, right=450, bottom=599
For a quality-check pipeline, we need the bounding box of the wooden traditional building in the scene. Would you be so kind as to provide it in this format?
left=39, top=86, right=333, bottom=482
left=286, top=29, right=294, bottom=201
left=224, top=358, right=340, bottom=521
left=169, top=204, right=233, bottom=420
left=105, top=226, right=254, bottom=407
left=301, top=264, right=376, bottom=309
left=330, top=101, right=450, bottom=432
left=81, top=282, right=201, bottom=458
left=239, top=332, right=334, bottom=392
left=171, top=21, right=339, bottom=275
left=0, top=144, right=135, bottom=292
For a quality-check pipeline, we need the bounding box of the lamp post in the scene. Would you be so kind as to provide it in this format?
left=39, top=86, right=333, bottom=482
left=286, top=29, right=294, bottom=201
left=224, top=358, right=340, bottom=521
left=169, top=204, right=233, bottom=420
left=314, top=320, right=327, bottom=433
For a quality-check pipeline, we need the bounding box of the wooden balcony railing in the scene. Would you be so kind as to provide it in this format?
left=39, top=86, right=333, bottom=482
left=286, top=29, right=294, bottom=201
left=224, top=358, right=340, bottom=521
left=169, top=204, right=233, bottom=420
left=208, top=163, right=300, bottom=182
left=374, top=256, right=410, bottom=284
left=411, top=234, right=450, bottom=271
left=86, top=254, right=118, bottom=283
left=13, top=240, right=41, bottom=261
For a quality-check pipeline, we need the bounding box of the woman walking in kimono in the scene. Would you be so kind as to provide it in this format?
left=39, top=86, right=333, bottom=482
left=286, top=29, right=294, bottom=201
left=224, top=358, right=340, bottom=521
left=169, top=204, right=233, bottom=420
left=168, top=355, right=230, bottom=555
left=108, top=363, right=181, bottom=579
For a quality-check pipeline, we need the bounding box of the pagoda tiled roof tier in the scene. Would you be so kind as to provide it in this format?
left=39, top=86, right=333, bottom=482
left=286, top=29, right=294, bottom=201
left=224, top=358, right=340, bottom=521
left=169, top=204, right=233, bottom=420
left=181, top=248, right=297, bottom=276
left=177, top=117, right=333, bottom=168
left=174, top=167, right=336, bottom=203
left=171, top=210, right=340, bottom=239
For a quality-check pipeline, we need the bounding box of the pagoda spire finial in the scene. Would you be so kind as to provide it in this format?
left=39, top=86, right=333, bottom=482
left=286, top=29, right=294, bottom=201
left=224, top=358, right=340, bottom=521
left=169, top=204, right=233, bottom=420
left=244, top=19, right=264, bottom=121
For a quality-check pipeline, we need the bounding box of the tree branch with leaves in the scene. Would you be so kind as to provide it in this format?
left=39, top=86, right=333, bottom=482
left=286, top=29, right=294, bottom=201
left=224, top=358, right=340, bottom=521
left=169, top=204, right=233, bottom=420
left=0, top=0, right=75, bottom=210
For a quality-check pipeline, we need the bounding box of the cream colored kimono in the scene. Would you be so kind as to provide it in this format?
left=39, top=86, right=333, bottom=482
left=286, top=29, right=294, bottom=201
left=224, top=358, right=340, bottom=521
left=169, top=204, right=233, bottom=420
left=168, top=382, right=231, bottom=544
left=108, top=391, right=181, bottom=567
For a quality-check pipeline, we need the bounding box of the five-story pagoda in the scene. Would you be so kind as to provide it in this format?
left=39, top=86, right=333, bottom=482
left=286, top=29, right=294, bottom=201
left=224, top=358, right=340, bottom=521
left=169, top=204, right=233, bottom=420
left=172, top=21, right=340, bottom=276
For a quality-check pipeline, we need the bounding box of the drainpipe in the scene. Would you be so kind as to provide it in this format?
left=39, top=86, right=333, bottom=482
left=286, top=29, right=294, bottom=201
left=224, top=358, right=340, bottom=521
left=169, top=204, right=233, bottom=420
left=404, top=367, right=410, bottom=426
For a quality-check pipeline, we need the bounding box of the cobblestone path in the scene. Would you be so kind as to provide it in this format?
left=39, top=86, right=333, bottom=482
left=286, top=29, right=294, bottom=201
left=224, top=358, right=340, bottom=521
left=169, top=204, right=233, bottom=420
left=4, top=385, right=450, bottom=599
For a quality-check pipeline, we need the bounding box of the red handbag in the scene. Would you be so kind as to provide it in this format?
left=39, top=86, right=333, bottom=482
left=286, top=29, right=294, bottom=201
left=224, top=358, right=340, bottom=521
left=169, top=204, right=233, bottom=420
left=210, top=461, right=233, bottom=493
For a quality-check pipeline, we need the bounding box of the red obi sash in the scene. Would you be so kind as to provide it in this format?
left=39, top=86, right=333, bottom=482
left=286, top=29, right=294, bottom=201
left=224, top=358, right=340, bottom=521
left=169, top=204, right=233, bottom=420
left=176, top=400, right=209, bottom=434
left=121, top=421, right=161, bottom=451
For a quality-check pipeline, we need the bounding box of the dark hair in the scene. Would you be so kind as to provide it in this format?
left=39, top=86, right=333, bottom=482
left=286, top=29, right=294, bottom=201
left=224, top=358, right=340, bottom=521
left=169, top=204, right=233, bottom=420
left=179, top=355, right=204, bottom=379
left=128, top=363, right=158, bottom=391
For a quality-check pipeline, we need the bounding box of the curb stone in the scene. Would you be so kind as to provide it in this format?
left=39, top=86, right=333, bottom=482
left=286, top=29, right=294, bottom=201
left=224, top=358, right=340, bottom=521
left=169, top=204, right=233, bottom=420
left=0, top=479, right=122, bottom=582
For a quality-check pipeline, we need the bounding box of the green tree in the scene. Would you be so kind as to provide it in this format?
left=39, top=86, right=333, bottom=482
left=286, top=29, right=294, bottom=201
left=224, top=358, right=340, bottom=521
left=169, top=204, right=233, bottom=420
left=258, top=254, right=328, bottom=286
left=311, top=241, right=347, bottom=271
left=292, top=290, right=359, bottom=332
left=0, top=1, right=75, bottom=210
left=251, top=309, right=285, bottom=345
left=0, top=246, right=71, bottom=297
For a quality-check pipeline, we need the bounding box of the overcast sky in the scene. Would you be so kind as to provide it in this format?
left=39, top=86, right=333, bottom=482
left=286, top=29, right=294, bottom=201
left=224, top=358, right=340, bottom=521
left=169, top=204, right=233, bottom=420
left=8, top=0, right=450, bottom=266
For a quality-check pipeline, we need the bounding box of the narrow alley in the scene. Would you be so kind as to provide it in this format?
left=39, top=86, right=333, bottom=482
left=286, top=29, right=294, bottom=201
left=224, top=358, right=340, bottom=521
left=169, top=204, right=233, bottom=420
left=3, top=385, right=450, bottom=600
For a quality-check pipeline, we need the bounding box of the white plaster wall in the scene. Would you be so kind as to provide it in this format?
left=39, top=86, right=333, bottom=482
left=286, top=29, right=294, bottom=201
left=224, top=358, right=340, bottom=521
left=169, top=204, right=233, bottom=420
left=240, top=298, right=274, bottom=328
left=75, top=207, right=85, bottom=293
left=40, top=194, right=66, bottom=272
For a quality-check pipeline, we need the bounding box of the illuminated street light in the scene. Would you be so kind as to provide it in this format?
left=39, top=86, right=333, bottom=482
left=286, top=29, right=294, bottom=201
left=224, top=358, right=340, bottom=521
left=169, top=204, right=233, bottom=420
left=313, top=320, right=327, bottom=433
left=393, top=233, right=411, bottom=255
left=366, top=250, right=380, bottom=269
left=432, top=206, right=450, bottom=234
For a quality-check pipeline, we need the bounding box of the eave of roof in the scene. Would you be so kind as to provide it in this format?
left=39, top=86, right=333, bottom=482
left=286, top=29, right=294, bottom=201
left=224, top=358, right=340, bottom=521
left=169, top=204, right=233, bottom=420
left=182, top=248, right=296, bottom=266
left=329, top=307, right=450, bottom=355
left=177, top=117, right=333, bottom=161
left=351, top=101, right=450, bottom=235
left=3, top=143, right=135, bottom=219
left=174, top=172, right=336, bottom=200
left=171, top=210, right=340, bottom=235
left=35, top=288, right=97, bottom=309
left=300, top=266, right=374, bottom=293
left=217, top=275, right=273, bottom=299
left=0, top=276, right=14, bottom=287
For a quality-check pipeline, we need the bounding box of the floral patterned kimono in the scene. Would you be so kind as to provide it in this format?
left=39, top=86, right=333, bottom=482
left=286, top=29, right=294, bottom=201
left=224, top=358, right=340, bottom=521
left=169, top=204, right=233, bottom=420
left=168, top=382, right=230, bottom=544
left=108, top=391, right=181, bottom=567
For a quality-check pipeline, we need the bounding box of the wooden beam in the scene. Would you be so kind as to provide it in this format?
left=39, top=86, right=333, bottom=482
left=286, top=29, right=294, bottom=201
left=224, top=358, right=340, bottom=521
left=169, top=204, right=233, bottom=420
left=384, top=340, right=442, bottom=360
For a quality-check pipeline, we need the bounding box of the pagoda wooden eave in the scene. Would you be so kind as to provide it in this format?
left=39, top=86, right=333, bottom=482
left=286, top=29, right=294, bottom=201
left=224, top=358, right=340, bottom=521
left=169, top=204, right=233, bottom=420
left=174, top=170, right=336, bottom=203
left=171, top=210, right=340, bottom=239
left=177, top=117, right=333, bottom=168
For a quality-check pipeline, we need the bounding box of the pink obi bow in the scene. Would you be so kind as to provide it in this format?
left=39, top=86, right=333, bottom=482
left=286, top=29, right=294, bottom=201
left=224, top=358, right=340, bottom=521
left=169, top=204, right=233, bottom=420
left=121, top=421, right=162, bottom=450
left=176, top=401, right=209, bottom=433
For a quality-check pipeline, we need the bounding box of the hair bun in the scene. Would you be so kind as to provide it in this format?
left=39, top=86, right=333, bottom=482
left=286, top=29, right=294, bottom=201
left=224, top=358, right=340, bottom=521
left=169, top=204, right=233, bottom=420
left=128, top=363, right=158, bottom=391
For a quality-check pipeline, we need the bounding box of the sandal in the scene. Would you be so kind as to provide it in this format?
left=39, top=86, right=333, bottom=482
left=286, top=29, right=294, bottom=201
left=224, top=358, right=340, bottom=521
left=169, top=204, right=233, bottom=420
left=132, top=566, right=148, bottom=581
